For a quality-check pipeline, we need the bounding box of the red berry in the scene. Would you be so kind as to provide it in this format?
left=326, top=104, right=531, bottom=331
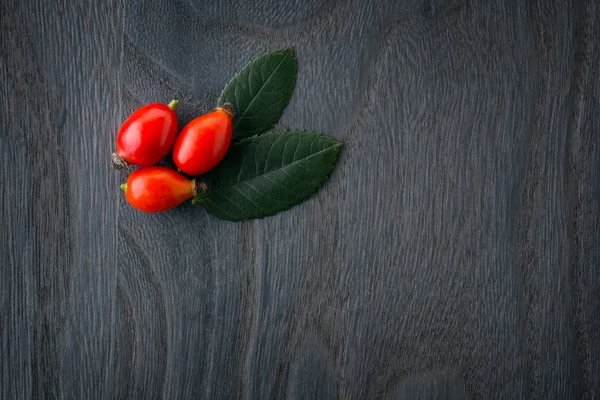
left=172, top=104, right=234, bottom=176
left=121, top=166, right=196, bottom=212
left=111, top=100, right=179, bottom=169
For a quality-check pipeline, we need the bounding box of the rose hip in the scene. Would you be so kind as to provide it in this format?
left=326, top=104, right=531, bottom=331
left=172, top=103, right=234, bottom=175
left=111, top=100, right=179, bottom=169
left=121, top=166, right=197, bottom=212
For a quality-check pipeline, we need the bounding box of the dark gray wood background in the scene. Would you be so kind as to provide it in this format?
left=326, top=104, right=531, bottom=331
left=2, top=0, right=599, bottom=398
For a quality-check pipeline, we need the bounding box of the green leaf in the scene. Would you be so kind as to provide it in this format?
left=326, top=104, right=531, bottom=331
left=218, top=48, right=297, bottom=140
left=194, top=131, right=341, bottom=221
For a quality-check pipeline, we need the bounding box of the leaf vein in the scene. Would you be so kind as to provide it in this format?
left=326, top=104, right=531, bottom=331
left=200, top=143, right=337, bottom=200
left=232, top=52, right=290, bottom=131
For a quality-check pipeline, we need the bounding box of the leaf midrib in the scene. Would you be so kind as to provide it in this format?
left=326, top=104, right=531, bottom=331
left=232, top=51, right=290, bottom=131
left=197, top=143, right=339, bottom=200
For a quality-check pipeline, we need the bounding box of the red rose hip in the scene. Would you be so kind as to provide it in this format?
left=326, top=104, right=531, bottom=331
left=172, top=103, right=234, bottom=175
left=121, top=166, right=197, bottom=212
left=111, top=100, right=179, bottom=169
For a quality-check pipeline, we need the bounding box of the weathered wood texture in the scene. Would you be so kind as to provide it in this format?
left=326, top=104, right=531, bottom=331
left=2, top=0, right=599, bottom=398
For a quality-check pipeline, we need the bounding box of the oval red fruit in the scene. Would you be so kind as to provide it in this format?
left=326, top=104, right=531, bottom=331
left=172, top=104, right=234, bottom=176
left=112, top=100, right=179, bottom=169
left=121, top=166, right=196, bottom=212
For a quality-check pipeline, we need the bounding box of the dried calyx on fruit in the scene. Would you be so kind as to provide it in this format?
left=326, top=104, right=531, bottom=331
left=111, top=100, right=179, bottom=169
left=120, top=166, right=203, bottom=213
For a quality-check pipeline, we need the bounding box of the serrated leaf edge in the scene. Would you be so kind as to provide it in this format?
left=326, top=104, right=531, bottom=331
left=217, top=47, right=295, bottom=104
left=198, top=146, right=340, bottom=221
left=195, top=133, right=341, bottom=201
left=217, top=47, right=298, bottom=140
left=232, top=129, right=340, bottom=147
left=195, top=131, right=342, bottom=222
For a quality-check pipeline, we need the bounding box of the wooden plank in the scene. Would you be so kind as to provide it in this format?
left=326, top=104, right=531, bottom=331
left=516, top=2, right=600, bottom=398
left=1, top=0, right=123, bottom=398
left=119, top=1, right=600, bottom=398
left=1, top=0, right=599, bottom=398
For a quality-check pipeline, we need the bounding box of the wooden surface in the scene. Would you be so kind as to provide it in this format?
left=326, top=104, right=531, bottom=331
left=2, top=0, right=599, bottom=398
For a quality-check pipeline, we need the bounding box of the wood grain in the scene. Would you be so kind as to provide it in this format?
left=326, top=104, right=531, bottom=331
left=1, top=0, right=123, bottom=398
left=2, top=0, right=599, bottom=399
